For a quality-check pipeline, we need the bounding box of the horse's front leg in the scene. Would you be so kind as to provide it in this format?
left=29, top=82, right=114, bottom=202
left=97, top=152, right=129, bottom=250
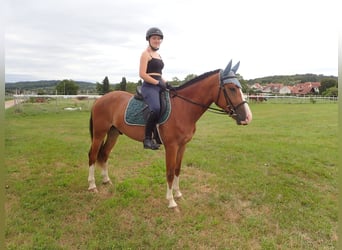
left=166, top=185, right=177, bottom=208
left=99, top=162, right=112, bottom=185
left=165, top=146, right=178, bottom=208
left=172, top=144, right=186, bottom=199
left=172, top=176, right=181, bottom=198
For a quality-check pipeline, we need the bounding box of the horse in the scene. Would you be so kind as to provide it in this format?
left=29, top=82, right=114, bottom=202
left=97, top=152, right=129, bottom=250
left=88, top=60, right=252, bottom=209
left=248, top=95, right=267, bottom=102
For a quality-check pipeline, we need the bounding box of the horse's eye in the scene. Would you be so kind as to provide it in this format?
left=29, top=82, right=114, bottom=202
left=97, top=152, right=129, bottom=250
left=229, top=87, right=236, bottom=92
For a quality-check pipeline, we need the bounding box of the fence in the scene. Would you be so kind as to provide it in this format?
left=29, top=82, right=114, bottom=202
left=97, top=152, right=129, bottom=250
left=7, top=94, right=339, bottom=114
left=246, top=95, right=338, bottom=104
left=10, top=94, right=101, bottom=113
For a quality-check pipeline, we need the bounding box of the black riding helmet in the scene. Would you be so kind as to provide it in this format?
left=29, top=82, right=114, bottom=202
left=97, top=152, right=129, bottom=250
left=146, top=27, right=163, bottom=41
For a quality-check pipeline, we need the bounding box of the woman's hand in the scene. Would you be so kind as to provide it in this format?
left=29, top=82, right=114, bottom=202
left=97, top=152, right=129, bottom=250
left=158, top=80, right=167, bottom=91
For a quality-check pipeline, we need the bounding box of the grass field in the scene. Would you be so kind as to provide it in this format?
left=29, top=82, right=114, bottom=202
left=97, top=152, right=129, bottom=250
left=5, top=100, right=337, bottom=249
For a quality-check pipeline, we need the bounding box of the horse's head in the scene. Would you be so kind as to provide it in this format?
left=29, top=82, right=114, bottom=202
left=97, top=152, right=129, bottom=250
left=216, top=60, right=252, bottom=125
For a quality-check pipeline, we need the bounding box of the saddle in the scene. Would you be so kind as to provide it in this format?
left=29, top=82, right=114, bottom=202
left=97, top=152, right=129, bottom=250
left=124, top=87, right=171, bottom=144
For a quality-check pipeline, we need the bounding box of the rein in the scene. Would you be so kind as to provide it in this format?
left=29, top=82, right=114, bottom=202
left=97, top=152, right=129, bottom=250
left=169, top=70, right=247, bottom=116
left=170, top=92, right=227, bottom=115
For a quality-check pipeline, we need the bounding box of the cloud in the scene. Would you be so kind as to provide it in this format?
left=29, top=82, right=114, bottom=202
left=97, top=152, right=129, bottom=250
left=5, top=0, right=338, bottom=83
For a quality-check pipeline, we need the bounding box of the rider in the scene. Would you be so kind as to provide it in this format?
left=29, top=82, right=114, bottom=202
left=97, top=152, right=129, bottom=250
left=139, top=27, right=167, bottom=150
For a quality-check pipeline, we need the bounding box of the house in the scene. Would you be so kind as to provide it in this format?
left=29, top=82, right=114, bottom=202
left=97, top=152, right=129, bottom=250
left=250, top=81, right=321, bottom=95
left=291, top=82, right=321, bottom=95
left=250, top=83, right=263, bottom=92
left=262, top=83, right=283, bottom=94
left=279, top=86, right=292, bottom=94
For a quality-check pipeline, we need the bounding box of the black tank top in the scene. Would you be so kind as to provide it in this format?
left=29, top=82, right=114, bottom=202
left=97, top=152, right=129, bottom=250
left=146, top=57, right=164, bottom=74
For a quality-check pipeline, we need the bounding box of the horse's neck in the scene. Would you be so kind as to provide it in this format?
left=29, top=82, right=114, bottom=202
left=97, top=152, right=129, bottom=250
left=176, top=74, right=219, bottom=120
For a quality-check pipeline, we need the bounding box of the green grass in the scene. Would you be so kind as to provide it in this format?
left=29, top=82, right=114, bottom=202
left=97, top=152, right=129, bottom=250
left=5, top=100, right=337, bottom=249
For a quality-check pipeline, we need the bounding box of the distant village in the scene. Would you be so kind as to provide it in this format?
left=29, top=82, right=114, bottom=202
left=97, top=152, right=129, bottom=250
left=250, top=82, right=320, bottom=95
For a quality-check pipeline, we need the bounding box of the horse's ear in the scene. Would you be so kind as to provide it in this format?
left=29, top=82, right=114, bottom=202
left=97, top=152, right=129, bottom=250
left=223, top=60, right=232, bottom=76
left=231, top=61, right=240, bottom=74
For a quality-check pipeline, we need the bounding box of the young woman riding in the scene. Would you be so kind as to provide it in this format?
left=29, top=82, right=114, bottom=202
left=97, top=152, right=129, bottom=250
left=139, top=27, right=167, bottom=150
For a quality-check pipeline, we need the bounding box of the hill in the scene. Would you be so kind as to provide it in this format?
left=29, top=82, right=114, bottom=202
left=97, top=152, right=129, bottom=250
left=246, top=73, right=338, bottom=85
left=5, top=80, right=97, bottom=94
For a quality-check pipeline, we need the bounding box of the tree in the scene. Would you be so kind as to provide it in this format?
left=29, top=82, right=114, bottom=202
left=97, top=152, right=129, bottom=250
left=183, top=74, right=197, bottom=83
left=103, top=76, right=110, bottom=94
left=237, top=74, right=249, bottom=93
left=56, top=79, right=79, bottom=95
left=120, top=77, right=127, bottom=91
left=126, top=81, right=138, bottom=93
left=168, top=77, right=181, bottom=87
left=96, top=76, right=110, bottom=95
left=319, top=78, right=337, bottom=93
left=96, top=82, right=103, bottom=94
left=323, top=87, right=338, bottom=97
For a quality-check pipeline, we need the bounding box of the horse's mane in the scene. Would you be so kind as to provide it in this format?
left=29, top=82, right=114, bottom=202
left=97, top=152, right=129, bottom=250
left=174, top=69, right=220, bottom=90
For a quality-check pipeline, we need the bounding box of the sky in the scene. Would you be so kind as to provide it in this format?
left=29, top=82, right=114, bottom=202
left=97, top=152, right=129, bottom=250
left=4, top=0, right=339, bottom=83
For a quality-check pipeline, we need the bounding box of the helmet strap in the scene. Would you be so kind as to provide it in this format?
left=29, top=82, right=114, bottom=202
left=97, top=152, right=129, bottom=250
left=149, top=43, right=159, bottom=51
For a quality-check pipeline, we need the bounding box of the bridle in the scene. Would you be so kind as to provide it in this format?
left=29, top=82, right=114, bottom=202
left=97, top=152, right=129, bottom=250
left=169, top=70, right=248, bottom=117
left=216, top=70, right=248, bottom=117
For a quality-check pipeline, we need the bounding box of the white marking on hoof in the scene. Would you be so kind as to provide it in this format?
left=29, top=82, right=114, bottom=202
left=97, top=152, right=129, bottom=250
left=166, top=185, right=178, bottom=208
left=168, top=199, right=178, bottom=208
left=172, top=176, right=182, bottom=198
left=174, top=190, right=183, bottom=198
left=101, top=164, right=111, bottom=185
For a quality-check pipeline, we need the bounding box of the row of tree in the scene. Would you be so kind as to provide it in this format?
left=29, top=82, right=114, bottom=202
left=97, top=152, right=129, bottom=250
left=93, top=75, right=198, bottom=95
left=246, top=73, right=336, bottom=85
left=6, top=74, right=338, bottom=96
left=92, top=75, right=338, bottom=97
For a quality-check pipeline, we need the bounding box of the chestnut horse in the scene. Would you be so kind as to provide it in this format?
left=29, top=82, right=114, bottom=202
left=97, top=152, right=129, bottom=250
left=88, top=60, right=252, bottom=208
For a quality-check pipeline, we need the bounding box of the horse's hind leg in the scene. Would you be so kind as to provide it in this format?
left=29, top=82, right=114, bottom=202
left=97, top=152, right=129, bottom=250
left=88, top=137, right=104, bottom=192
left=97, top=127, right=120, bottom=186
left=88, top=124, right=113, bottom=192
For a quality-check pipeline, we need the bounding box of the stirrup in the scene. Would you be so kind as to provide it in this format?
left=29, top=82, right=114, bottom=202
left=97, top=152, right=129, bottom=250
left=143, top=138, right=160, bottom=150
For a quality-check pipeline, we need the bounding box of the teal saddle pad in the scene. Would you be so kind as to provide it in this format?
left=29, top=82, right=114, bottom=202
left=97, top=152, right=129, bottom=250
left=124, top=92, right=171, bottom=126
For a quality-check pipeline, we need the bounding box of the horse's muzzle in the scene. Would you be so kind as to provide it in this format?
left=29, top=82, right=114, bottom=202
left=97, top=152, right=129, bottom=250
left=235, top=103, right=252, bottom=125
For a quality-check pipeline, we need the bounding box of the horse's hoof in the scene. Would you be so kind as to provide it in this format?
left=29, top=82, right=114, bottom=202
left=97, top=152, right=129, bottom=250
left=88, top=187, right=98, bottom=193
left=175, top=194, right=183, bottom=199
left=102, top=180, right=112, bottom=185
left=168, top=199, right=178, bottom=209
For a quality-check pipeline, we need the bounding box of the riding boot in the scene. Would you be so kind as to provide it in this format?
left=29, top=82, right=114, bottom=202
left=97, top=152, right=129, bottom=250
left=143, top=137, right=159, bottom=150
left=144, top=111, right=160, bottom=150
